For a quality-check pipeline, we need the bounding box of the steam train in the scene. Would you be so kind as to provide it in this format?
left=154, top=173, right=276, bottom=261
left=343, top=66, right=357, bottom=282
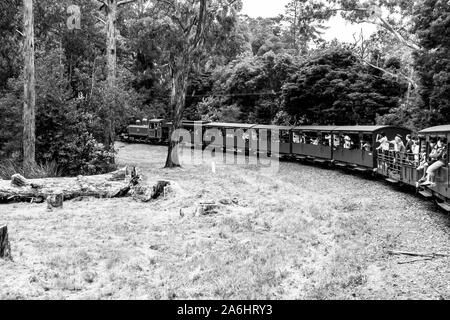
left=120, top=118, right=450, bottom=212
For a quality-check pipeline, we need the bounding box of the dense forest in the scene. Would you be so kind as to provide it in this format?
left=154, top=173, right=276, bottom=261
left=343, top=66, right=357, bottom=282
left=0, top=0, right=449, bottom=175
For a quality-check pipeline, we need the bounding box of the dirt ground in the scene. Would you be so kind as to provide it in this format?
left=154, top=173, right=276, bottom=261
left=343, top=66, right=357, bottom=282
left=1, top=142, right=450, bottom=300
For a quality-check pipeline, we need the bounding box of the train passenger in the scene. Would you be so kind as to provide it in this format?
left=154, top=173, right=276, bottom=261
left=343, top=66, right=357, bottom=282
left=333, top=135, right=340, bottom=147
left=392, top=135, right=406, bottom=153
left=343, top=135, right=352, bottom=149
left=325, top=134, right=332, bottom=146
left=412, top=137, right=420, bottom=164
left=362, top=141, right=372, bottom=152
left=421, top=138, right=447, bottom=187
left=312, top=137, right=320, bottom=145
left=417, top=139, right=437, bottom=183
left=376, top=132, right=389, bottom=151
left=405, top=134, right=413, bottom=153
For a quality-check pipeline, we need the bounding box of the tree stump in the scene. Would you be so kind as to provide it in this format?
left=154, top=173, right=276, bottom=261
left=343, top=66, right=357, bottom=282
left=47, top=193, right=63, bottom=209
left=195, top=202, right=222, bottom=216
left=0, top=225, right=12, bottom=260
left=132, top=180, right=171, bottom=202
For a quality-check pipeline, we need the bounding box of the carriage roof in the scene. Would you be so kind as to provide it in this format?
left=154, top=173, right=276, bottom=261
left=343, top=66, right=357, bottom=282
left=252, top=125, right=294, bottom=130
left=293, top=126, right=337, bottom=132
left=204, top=122, right=256, bottom=129
left=419, top=125, right=450, bottom=134
left=333, top=125, right=407, bottom=133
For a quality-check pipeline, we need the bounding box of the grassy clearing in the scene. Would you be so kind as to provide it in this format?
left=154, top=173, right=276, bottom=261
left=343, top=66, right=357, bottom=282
left=1, top=143, right=450, bottom=299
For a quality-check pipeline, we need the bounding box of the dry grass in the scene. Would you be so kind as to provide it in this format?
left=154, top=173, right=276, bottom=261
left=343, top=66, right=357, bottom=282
left=0, top=159, right=61, bottom=180
left=1, top=142, right=450, bottom=300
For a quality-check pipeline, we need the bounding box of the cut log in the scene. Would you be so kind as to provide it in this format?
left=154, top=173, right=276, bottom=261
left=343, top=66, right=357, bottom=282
left=195, top=202, right=223, bottom=216
left=11, top=174, right=28, bottom=187
left=0, top=225, right=12, bottom=260
left=47, top=193, right=63, bottom=209
left=0, top=168, right=144, bottom=203
left=132, top=180, right=171, bottom=202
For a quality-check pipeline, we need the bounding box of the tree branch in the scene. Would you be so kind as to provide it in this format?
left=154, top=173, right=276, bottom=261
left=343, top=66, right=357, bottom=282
left=95, top=15, right=106, bottom=25
left=362, top=59, right=417, bottom=88
left=118, top=0, right=139, bottom=7
left=96, top=0, right=108, bottom=11
left=378, top=17, right=422, bottom=51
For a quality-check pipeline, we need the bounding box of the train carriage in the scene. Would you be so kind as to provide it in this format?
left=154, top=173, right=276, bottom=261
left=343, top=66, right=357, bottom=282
left=334, top=126, right=411, bottom=171
left=291, top=126, right=336, bottom=163
left=180, top=120, right=210, bottom=148
left=203, top=123, right=256, bottom=152
left=417, top=125, right=450, bottom=211
left=252, top=125, right=294, bottom=157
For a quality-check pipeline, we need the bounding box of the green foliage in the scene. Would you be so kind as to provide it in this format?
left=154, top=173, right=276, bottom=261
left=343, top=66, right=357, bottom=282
left=195, top=51, right=300, bottom=124
left=412, top=0, right=450, bottom=127
left=0, top=47, right=117, bottom=176
left=282, top=46, right=407, bottom=125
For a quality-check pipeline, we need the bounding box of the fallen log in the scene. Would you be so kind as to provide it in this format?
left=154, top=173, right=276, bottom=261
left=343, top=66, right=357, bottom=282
left=0, top=167, right=142, bottom=203
left=0, top=225, right=12, bottom=260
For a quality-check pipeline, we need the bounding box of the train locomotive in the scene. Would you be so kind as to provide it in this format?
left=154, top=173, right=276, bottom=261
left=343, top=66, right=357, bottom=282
left=120, top=118, right=450, bottom=212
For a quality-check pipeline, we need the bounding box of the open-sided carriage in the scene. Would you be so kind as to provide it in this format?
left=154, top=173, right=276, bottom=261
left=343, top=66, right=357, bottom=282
left=417, top=126, right=450, bottom=210
left=334, top=126, right=411, bottom=171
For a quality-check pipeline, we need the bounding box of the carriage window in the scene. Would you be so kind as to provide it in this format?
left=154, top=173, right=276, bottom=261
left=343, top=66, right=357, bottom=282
left=267, top=131, right=276, bottom=143
left=341, top=133, right=360, bottom=149
left=305, top=132, right=319, bottom=145
left=292, top=132, right=301, bottom=144
left=362, top=134, right=372, bottom=152
left=323, top=133, right=331, bottom=146
left=280, top=131, right=290, bottom=143
left=333, top=134, right=340, bottom=147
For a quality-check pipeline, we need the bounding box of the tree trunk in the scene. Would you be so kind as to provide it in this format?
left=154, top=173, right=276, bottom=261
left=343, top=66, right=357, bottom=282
left=0, top=225, right=12, bottom=260
left=165, top=62, right=190, bottom=168
left=105, top=0, right=117, bottom=151
left=23, top=0, right=36, bottom=171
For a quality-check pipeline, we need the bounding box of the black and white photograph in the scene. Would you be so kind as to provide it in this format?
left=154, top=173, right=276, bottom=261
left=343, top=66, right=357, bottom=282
left=0, top=0, right=450, bottom=303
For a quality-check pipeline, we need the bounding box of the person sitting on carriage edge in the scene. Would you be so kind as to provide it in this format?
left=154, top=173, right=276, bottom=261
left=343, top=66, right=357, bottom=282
left=417, top=139, right=437, bottom=183
left=421, top=138, right=447, bottom=187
